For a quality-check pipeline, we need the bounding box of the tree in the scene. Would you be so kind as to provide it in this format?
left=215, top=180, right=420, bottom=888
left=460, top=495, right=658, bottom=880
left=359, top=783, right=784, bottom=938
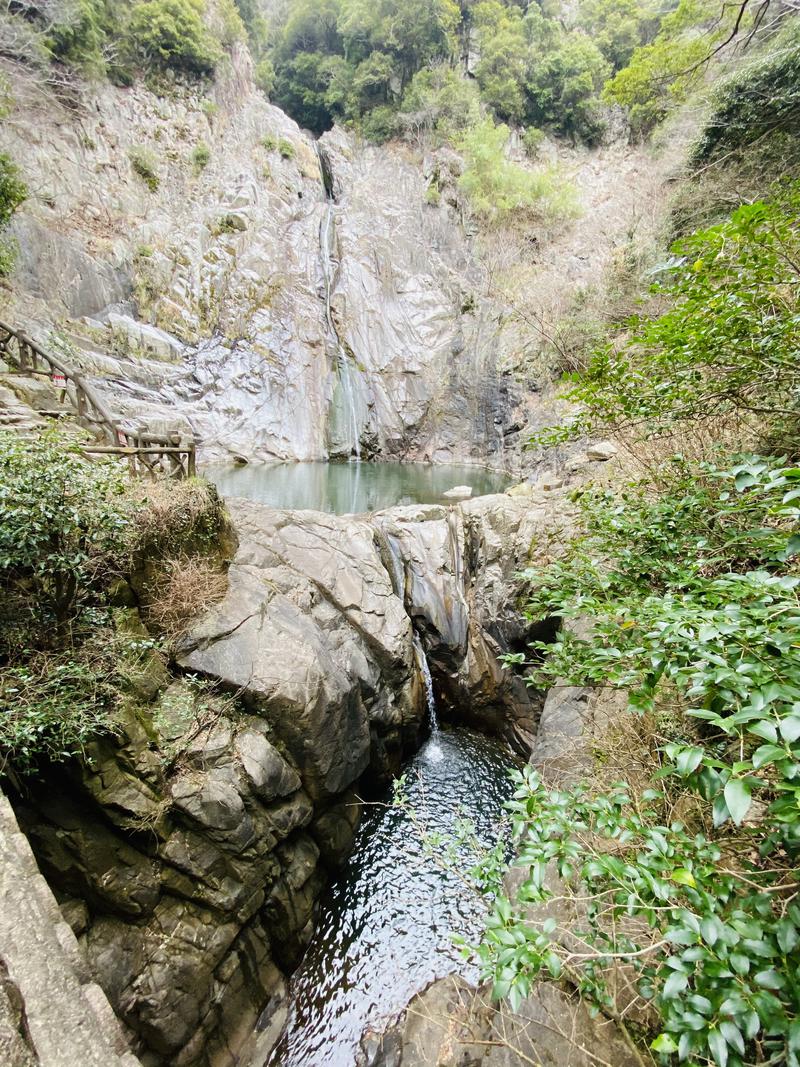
left=523, top=8, right=610, bottom=144
left=338, top=0, right=460, bottom=85
left=398, top=63, right=481, bottom=145
left=128, top=0, right=221, bottom=76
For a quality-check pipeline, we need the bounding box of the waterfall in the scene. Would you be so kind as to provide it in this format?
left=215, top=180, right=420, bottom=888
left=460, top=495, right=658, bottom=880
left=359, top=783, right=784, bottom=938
left=317, top=147, right=361, bottom=461
left=413, top=634, right=438, bottom=734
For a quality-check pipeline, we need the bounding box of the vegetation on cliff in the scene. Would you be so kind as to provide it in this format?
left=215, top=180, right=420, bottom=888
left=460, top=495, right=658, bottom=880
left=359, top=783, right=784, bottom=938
left=0, top=430, right=229, bottom=777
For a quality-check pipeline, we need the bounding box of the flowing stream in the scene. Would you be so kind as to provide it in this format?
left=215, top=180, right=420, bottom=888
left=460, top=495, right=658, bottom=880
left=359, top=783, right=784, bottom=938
left=260, top=723, right=519, bottom=1066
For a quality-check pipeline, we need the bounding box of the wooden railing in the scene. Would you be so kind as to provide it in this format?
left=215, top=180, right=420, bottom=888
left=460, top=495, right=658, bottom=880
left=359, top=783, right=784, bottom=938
left=0, top=321, right=196, bottom=479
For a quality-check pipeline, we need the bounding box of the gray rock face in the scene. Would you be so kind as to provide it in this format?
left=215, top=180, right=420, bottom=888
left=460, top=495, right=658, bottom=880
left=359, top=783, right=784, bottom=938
left=0, top=791, right=141, bottom=1067
left=1, top=56, right=519, bottom=466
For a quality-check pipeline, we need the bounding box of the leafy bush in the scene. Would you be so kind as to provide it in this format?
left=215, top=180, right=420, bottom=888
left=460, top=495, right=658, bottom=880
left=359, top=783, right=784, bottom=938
left=128, top=0, right=221, bottom=76
left=0, top=657, right=117, bottom=775
left=458, top=118, right=576, bottom=224
left=129, top=146, right=160, bottom=191
left=260, top=133, right=277, bottom=151
left=0, top=152, right=27, bottom=277
left=0, top=432, right=129, bottom=645
left=539, top=187, right=800, bottom=454
left=522, top=126, right=544, bottom=158
left=254, top=55, right=275, bottom=95
left=523, top=8, right=610, bottom=145
left=483, top=455, right=800, bottom=1064
left=191, top=141, right=210, bottom=172
left=46, top=0, right=109, bottom=74
left=398, top=65, right=480, bottom=145
left=601, top=0, right=721, bottom=136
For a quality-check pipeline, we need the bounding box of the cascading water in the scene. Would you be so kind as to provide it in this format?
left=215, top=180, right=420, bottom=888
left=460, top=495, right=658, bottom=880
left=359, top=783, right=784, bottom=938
left=317, top=148, right=361, bottom=461
left=413, top=634, right=438, bottom=733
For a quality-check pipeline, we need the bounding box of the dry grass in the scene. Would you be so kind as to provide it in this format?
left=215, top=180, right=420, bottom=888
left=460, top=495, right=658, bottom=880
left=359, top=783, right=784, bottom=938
left=131, top=478, right=220, bottom=546
left=143, top=555, right=227, bottom=644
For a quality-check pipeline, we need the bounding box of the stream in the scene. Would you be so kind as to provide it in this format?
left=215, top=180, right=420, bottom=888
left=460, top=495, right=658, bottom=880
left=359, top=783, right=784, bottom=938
left=260, top=724, right=519, bottom=1066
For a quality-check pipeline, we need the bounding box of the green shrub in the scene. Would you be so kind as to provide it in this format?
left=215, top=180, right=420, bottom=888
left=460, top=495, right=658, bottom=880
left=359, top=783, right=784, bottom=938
left=260, top=133, right=277, bottom=151
left=277, top=137, right=295, bottom=159
left=254, top=55, right=275, bottom=95
left=0, top=432, right=129, bottom=644
left=398, top=65, right=481, bottom=145
left=522, top=126, right=545, bottom=158
left=46, top=0, right=109, bottom=74
left=485, top=455, right=800, bottom=1061
left=0, top=657, right=117, bottom=774
left=690, top=23, right=800, bottom=167
left=0, top=153, right=27, bottom=277
left=129, top=146, right=160, bottom=191
left=128, top=0, right=221, bottom=76
left=201, top=98, right=218, bottom=118
left=191, top=141, right=210, bottom=172
left=458, top=118, right=576, bottom=224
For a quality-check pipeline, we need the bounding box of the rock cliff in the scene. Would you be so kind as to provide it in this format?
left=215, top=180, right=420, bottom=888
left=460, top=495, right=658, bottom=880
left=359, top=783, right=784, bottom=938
left=0, top=49, right=517, bottom=466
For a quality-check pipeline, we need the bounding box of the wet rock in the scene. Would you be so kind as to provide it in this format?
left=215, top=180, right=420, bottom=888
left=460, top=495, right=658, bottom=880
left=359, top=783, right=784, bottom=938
left=387, top=974, right=641, bottom=1067
left=442, top=485, right=472, bottom=499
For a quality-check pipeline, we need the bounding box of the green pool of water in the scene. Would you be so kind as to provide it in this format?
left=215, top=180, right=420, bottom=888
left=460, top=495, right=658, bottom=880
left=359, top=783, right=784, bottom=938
left=203, top=461, right=512, bottom=515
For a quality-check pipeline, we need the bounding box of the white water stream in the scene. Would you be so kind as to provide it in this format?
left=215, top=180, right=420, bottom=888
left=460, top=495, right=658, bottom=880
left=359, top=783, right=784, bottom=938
left=318, top=156, right=361, bottom=460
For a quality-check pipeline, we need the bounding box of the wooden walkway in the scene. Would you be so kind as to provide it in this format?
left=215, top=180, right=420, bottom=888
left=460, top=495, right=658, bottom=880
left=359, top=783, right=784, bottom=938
left=0, top=321, right=195, bottom=479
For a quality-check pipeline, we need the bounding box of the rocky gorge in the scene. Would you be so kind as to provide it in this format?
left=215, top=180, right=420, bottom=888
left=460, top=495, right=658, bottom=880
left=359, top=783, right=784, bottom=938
left=0, top=23, right=664, bottom=1067
left=1, top=472, right=590, bottom=1066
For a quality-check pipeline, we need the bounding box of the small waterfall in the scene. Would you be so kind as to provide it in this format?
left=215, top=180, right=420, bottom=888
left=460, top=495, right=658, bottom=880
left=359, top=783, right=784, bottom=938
left=413, top=634, right=439, bottom=735
left=317, top=148, right=361, bottom=461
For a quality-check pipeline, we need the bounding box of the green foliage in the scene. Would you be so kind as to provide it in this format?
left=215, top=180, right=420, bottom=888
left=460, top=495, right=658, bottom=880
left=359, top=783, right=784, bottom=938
left=129, top=146, right=160, bottom=191
left=0, top=153, right=27, bottom=278
left=46, top=0, right=109, bottom=74
left=480, top=455, right=800, bottom=1062
left=523, top=8, right=610, bottom=144
left=191, top=141, right=210, bottom=172
left=522, top=126, right=544, bottom=159
left=601, top=0, right=720, bottom=136
left=0, top=657, right=117, bottom=774
left=0, top=432, right=129, bottom=642
left=277, top=137, right=295, bottom=159
left=254, top=55, right=275, bottom=95
left=260, top=133, right=277, bottom=151
left=128, top=0, right=221, bottom=76
left=690, top=23, right=800, bottom=167
left=538, top=188, right=800, bottom=454
left=579, top=0, right=659, bottom=71
left=458, top=118, right=576, bottom=224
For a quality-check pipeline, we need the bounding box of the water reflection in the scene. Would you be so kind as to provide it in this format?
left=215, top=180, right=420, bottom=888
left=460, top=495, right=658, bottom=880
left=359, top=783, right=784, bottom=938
left=262, top=727, right=519, bottom=1067
left=202, top=461, right=511, bottom=515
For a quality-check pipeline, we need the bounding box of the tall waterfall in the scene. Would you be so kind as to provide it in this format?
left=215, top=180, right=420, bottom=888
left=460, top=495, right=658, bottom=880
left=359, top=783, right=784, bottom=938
left=317, top=150, right=361, bottom=461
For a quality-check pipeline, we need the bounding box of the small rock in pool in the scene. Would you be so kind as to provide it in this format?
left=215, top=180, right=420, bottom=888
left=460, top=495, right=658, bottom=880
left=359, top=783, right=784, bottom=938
left=442, top=485, right=473, bottom=499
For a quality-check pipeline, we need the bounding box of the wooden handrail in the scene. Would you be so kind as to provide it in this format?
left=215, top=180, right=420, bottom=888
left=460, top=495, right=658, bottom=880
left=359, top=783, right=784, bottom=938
left=0, top=320, right=196, bottom=478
